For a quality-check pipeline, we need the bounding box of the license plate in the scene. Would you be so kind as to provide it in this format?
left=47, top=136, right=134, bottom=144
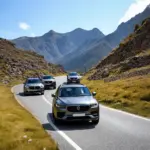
left=73, top=113, right=85, bottom=117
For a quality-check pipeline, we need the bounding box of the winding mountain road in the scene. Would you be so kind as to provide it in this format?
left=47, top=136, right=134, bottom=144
left=12, top=76, right=150, bottom=150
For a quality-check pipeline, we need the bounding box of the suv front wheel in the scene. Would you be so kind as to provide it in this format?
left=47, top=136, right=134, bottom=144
left=91, top=118, right=99, bottom=125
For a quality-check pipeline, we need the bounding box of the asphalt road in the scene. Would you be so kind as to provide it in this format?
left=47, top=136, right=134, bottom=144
left=12, top=76, right=150, bottom=150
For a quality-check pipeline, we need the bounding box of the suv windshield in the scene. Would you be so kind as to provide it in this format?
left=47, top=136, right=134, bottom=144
left=59, top=87, right=91, bottom=97
left=27, top=79, right=41, bottom=84
left=42, top=76, right=53, bottom=79
left=69, top=72, right=78, bottom=76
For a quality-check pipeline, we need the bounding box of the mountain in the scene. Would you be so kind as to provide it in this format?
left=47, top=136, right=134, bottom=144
left=57, top=39, right=112, bottom=71
left=57, top=5, right=150, bottom=71
left=12, top=28, right=104, bottom=63
left=0, top=38, right=65, bottom=84
left=104, top=4, right=150, bottom=48
left=89, top=17, right=150, bottom=81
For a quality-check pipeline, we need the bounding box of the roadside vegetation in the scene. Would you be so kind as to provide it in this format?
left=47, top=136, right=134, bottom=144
left=82, top=74, right=150, bottom=117
left=0, top=85, right=58, bottom=150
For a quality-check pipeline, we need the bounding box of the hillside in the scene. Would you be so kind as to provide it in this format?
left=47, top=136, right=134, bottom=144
left=12, top=28, right=104, bottom=63
left=59, top=40, right=112, bottom=71
left=104, top=4, right=150, bottom=48
left=89, top=17, right=150, bottom=81
left=0, top=38, right=64, bottom=84
left=82, top=18, right=150, bottom=117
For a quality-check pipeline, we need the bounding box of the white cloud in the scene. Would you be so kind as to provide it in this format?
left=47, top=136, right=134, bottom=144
left=19, top=22, right=30, bottom=30
left=30, top=33, right=36, bottom=37
left=118, top=0, right=150, bottom=24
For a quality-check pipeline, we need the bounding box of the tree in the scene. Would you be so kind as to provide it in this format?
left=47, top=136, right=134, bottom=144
left=134, top=24, right=140, bottom=32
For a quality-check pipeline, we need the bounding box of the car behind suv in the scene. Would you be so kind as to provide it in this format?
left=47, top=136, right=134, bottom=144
left=51, top=82, right=99, bottom=125
left=24, top=78, right=44, bottom=95
left=41, top=75, right=56, bottom=89
left=67, top=72, right=81, bottom=83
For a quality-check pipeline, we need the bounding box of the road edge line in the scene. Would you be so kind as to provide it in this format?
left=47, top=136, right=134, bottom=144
left=100, top=105, right=150, bottom=122
left=42, top=96, right=82, bottom=150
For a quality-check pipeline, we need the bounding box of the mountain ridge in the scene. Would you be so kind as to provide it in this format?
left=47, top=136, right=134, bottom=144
left=12, top=28, right=104, bottom=63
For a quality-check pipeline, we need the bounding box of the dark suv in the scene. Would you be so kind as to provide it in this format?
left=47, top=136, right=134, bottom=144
left=51, top=82, right=99, bottom=125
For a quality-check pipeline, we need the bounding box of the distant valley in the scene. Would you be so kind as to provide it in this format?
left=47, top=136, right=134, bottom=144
left=12, top=5, right=150, bottom=72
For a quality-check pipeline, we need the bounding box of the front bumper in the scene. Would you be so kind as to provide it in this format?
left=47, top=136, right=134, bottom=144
left=44, top=82, right=56, bottom=87
left=24, top=88, right=44, bottom=93
left=54, top=106, right=99, bottom=121
left=67, top=78, right=80, bottom=83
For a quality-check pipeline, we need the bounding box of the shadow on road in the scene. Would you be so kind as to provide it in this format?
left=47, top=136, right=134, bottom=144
left=17, top=92, right=42, bottom=97
left=42, top=123, right=55, bottom=131
left=42, top=113, right=96, bottom=131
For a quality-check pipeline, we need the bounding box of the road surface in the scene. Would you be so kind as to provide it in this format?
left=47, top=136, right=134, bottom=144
left=12, top=76, right=150, bottom=150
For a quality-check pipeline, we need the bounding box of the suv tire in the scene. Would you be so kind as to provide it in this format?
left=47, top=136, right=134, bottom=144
left=41, top=91, right=44, bottom=95
left=24, top=91, right=28, bottom=96
left=92, top=118, right=99, bottom=125
left=52, top=112, right=60, bottom=125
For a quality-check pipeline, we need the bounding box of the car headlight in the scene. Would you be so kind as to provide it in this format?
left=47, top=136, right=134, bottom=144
left=56, top=99, right=66, bottom=108
left=25, top=85, right=29, bottom=88
left=91, top=103, right=99, bottom=108
left=40, top=84, right=44, bottom=88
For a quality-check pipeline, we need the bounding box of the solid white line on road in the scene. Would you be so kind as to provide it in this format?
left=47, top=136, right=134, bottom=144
left=100, top=105, right=150, bottom=122
left=42, top=96, right=82, bottom=150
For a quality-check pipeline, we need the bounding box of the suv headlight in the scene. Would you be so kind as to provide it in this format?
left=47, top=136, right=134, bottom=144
left=56, top=99, right=66, bottom=108
left=40, top=84, right=44, bottom=88
left=25, top=85, right=29, bottom=88
left=91, top=103, right=98, bottom=108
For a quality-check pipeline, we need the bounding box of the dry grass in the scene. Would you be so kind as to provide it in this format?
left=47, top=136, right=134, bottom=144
left=0, top=85, right=58, bottom=150
left=82, top=75, right=150, bottom=117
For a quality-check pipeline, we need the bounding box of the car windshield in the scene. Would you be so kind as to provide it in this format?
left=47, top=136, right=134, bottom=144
left=59, top=87, right=91, bottom=97
left=69, top=72, right=78, bottom=76
left=27, top=79, right=41, bottom=84
left=43, top=76, right=53, bottom=79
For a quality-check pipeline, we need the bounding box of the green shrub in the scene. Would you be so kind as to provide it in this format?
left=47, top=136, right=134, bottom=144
left=140, top=94, right=150, bottom=102
left=134, top=24, right=140, bottom=32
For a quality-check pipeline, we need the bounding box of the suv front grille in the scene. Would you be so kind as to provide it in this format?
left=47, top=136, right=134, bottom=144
left=45, top=81, right=52, bottom=84
left=29, top=86, right=40, bottom=89
left=67, top=105, right=90, bottom=112
left=71, top=78, right=77, bottom=80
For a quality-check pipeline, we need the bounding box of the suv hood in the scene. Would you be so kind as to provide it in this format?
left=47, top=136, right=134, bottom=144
left=26, top=83, right=43, bottom=86
left=59, top=96, right=97, bottom=105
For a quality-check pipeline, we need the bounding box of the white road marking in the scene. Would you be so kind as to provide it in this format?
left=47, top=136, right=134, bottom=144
left=100, top=105, right=150, bottom=122
left=42, top=96, right=82, bottom=150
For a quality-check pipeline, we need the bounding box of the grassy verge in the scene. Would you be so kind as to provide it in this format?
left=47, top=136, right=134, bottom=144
left=81, top=75, right=150, bottom=117
left=0, top=85, right=58, bottom=150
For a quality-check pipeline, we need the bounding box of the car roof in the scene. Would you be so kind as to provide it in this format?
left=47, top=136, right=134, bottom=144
left=61, top=82, right=86, bottom=88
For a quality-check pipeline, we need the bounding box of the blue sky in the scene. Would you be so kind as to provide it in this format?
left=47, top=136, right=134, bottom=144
left=0, top=0, right=150, bottom=39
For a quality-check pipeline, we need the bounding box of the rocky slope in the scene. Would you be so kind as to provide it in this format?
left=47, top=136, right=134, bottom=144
left=104, top=4, right=150, bottom=48
left=12, top=28, right=104, bottom=63
left=0, top=39, right=64, bottom=84
left=89, top=17, right=150, bottom=81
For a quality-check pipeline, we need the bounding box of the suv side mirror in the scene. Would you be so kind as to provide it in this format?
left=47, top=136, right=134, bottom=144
left=92, top=92, right=96, bottom=96
left=51, top=94, right=56, bottom=98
